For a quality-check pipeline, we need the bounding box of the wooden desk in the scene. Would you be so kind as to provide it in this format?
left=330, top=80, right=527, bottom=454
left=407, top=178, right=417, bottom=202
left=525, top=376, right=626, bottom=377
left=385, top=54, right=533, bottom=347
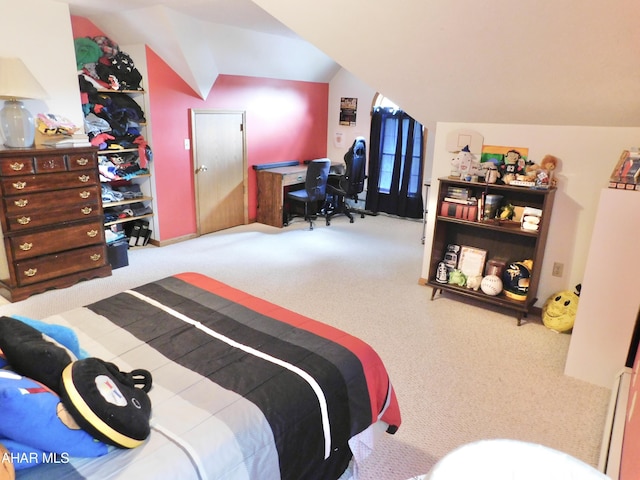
left=256, top=163, right=343, bottom=227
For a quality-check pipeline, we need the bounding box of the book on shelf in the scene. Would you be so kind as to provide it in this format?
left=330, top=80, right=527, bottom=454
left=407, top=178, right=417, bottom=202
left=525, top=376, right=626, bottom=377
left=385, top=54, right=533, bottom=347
left=440, top=201, right=478, bottom=221
left=443, top=196, right=477, bottom=205
left=446, top=186, right=472, bottom=200
left=608, top=149, right=640, bottom=190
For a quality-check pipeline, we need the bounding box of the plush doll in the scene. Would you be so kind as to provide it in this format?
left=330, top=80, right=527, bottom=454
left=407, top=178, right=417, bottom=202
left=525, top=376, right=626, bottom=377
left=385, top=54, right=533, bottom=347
left=498, top=149, right=525, bottom=184
left=0, top=317, right=79, bottom=393
left=6, top=316, right=86, bottom=360
left=448, top=269, right=467, bottom=287
left=542, top=284, right=580, bottom=333
left=524, top=161, right=540, bottom=179
left=498, top=203, right=516, bottom=220
left=450, top=145, right=482, bottom=179
left=0, top=370, right=108, bottom=470
left=60, top=358, right=153, bottom=449
left=540, top=154, right=559, bottom=187
left=466, top=275, right=482, bottom=291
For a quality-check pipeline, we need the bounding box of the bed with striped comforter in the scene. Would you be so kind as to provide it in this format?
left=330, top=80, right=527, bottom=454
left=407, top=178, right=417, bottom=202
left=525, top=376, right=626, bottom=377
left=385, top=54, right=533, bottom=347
left=19, top=272, right=401, bottom=479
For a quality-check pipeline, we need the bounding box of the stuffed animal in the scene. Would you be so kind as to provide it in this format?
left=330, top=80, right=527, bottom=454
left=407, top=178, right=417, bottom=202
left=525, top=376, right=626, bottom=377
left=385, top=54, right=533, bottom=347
left=0, top=316, right=86, bottom=367
left=524, top=161, right=540, bottom=179
left=448, top=269, right=467, bottom=287
left=540, top=154, right=559, bottom=187
left=542, top=284, right=580, bottom=333
left=450, top=145, right=482, bottom=179
left=466, top=275, right=482, bottom=291
left=60, top=358, right=153, bottom=449
left=498, top=203, right=516, bottom=220
left=0, top=370, right=108, bottom=470
left=499, top=149, right=525, bottom=185
left=0, top=317, right=78, bottom=393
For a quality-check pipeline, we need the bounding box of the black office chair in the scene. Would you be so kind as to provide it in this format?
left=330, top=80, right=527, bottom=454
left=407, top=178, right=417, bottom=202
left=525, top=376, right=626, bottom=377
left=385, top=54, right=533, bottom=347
left=325, top=137, right=367, bottom=225
left=285, top=158, right=331, bottom=230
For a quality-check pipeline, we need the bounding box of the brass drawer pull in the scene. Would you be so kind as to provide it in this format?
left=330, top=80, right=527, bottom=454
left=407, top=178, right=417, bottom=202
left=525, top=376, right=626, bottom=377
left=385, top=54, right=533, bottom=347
left=87, top=229, right=98, bottom=238
left=90, top=253, right=101, bottom=262
left=14, top=199, right=28, bottom=208
left=10, top=162, right=25, bottom=171
left=79, top=190, right=91, bottom=199
left=12, top=181, right=26, bottom=190
left=19, top=242, right=33, bottom=251
left=24, top=268, right=37, bottom=277
left=17, top=216, right=31, bottom=225
left=76, top=158, right=89, bottom=166
left=81, top=207, right=92, bottom=215
left=78, top=174, right=90, bottom=183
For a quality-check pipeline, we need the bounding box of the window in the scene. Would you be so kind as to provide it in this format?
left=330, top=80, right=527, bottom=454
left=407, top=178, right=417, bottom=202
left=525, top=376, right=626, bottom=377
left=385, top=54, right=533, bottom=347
left=366, top=97, right=425, bottom=219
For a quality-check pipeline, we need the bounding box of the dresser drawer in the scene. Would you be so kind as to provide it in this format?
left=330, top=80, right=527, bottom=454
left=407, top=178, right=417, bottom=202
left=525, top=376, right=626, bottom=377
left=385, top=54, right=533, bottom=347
left=67, top=152, right=97, bottom=170
left=0, top=157, right=35, bottom=176
left=34, top=154, right=67, bottom=173
left=4, top=185, right=100, bottom=215
left=11, top=220, right=104, bottom=260
left=1, top=170, right=99, bottom=195
left=15, top=244, right=107, bottom=286
left=6, top=200, right=100, bottom=232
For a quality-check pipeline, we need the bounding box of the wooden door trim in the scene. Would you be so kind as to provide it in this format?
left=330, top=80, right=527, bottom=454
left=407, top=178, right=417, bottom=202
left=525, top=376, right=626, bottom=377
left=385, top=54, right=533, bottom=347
left=190, top=109, right=248, bottom=236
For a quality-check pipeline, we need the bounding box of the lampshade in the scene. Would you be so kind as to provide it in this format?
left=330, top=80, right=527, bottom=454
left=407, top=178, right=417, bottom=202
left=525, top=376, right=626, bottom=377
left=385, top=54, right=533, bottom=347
left=0, top=57, right=47, bottom=148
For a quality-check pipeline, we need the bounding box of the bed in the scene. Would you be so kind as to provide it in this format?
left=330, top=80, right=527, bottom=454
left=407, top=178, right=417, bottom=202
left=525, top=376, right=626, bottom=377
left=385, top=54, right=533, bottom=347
left=14, top=272, right=401, bottom=479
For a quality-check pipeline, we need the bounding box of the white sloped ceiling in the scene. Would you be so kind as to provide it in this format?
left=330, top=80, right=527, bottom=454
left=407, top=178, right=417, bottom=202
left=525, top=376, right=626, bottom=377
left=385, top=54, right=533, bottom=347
left=75, top=3, right=340, bottom=99
left=253, top=0, right=640, bottom=127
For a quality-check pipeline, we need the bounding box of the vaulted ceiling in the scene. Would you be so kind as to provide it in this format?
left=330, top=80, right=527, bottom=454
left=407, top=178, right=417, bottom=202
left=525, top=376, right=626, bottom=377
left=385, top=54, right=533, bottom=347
left=61, top=0, right=640, bottom=128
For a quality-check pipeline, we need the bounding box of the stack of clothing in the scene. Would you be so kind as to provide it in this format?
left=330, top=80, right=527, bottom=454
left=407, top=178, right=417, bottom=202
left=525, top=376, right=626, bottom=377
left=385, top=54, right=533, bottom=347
left=74, top=35, right=152, bottom=166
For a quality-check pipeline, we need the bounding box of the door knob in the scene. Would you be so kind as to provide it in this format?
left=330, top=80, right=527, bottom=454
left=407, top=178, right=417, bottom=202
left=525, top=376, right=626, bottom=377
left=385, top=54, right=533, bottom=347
left=196, top=165, right=208, bottom=174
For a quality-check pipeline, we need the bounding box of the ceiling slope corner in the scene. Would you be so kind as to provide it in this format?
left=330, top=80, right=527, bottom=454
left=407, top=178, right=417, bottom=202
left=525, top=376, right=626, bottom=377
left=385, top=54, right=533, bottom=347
left=161, top=8, right=220, bottom=100
left=89, top=5, right=219, bottom=100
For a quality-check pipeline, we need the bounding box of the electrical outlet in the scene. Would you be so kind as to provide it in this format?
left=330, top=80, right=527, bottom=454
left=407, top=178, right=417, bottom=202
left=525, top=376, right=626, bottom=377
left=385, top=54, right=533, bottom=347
left=552, top=262, right=564, bottom=277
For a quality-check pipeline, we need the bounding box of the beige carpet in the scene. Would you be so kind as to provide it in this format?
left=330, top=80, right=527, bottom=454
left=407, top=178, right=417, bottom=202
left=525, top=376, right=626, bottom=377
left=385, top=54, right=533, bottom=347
left=0, top=214, right=611, bottom=479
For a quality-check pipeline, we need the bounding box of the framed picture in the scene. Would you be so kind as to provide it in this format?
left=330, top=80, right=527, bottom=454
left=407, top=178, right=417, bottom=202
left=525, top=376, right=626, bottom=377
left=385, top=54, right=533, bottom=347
left=480, top=145, right=529, bottom=167
left=339, top=97, right=357, bottom=126
left=458, top=246, right=487, bottom=278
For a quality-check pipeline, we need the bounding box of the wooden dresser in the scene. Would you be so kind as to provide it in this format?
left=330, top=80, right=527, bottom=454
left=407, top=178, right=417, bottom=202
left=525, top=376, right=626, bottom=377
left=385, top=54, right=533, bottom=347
left=0, top=146, right=111, bottom=302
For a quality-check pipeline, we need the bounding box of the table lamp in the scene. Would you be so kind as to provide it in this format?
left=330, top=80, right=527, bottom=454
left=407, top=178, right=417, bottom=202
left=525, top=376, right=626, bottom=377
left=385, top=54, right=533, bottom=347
left=0, top=57, right=47, bottom=148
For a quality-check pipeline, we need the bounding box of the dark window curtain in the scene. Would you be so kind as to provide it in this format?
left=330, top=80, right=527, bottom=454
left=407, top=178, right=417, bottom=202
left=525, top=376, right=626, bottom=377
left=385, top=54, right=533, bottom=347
left=365, top=107, right=425, bottom=218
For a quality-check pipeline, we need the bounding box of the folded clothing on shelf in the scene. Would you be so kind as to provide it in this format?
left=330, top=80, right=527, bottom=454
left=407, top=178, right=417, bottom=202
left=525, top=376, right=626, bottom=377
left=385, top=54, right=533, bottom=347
left=116, top=183, right=143, bottom=199
left=101, top=183, right=124, bottom=203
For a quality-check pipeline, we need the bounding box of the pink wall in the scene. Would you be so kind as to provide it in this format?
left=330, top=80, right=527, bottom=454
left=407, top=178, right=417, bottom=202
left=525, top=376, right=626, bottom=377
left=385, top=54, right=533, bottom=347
left=145, top=48, right=329, bottom=239
left=71, top=16, right=329, bottom=241
left=71, top=16, right=101, bottom=37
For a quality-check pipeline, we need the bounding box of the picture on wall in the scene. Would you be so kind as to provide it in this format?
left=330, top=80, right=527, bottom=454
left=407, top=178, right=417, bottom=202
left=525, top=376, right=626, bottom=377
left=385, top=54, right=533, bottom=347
left=339, top=97, right=358, bottom=126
